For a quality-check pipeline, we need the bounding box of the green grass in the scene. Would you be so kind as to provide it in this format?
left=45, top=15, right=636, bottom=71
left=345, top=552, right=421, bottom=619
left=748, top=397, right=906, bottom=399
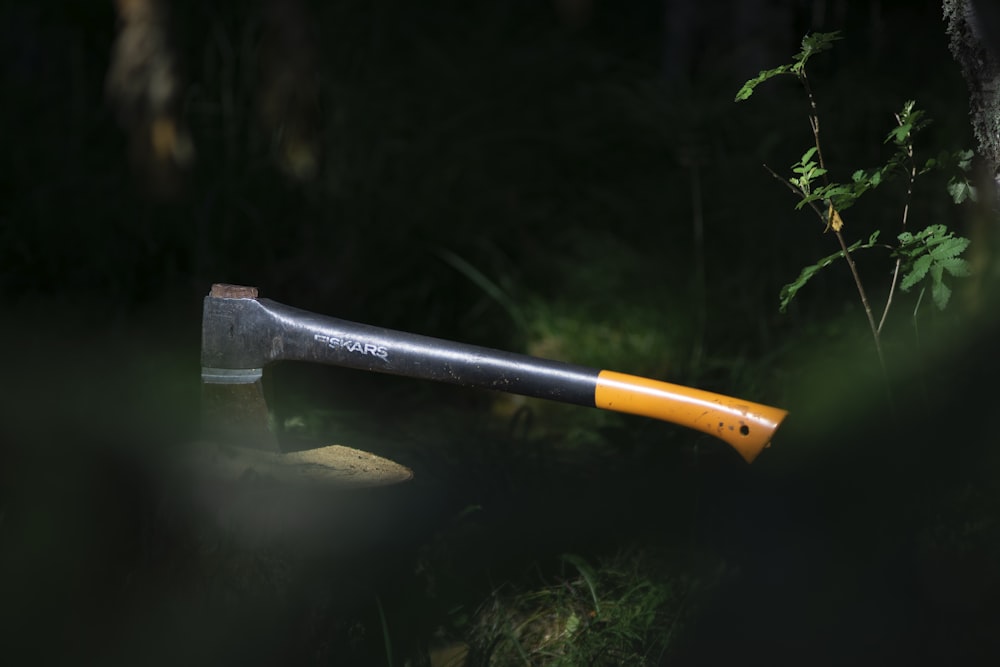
left=461, top=548, right=727, bottom=666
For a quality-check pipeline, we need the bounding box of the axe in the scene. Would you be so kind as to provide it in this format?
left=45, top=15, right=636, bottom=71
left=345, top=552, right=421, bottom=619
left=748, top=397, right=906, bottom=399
left=200, top=284, right=787, bottom=485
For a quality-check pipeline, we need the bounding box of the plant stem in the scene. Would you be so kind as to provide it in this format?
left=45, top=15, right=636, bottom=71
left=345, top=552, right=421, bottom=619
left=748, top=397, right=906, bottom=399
left=833, top=227, right=888, bottom=377
left=877, top=113, right=917, bottom=335
left=800, top=71, right=829, bottom=172
left=800, top=67, right=889, bottom=383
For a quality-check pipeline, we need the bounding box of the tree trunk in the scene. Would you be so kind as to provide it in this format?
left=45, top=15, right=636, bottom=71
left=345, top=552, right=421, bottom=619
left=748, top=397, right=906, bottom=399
left=943, top=0, right=1000, bottom=194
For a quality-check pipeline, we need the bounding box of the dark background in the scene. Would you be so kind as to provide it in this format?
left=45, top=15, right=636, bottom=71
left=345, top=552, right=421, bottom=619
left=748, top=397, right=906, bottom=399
left=2, top=1, right=998, bottom=665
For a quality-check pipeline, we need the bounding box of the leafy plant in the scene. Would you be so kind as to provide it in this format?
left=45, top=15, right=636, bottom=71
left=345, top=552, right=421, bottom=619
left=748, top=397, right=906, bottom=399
left=895, top=224, right=971, bottom=310
left=737, top=32, right=974, bottom=379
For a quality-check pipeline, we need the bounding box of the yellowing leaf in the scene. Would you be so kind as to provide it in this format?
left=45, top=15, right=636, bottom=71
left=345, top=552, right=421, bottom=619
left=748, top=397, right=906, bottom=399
left=825, top=202, right=845, bottom=232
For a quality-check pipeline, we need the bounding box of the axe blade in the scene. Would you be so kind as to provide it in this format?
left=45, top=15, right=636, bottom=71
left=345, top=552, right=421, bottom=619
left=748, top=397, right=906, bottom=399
left=200, top=378, right=280, bottom=453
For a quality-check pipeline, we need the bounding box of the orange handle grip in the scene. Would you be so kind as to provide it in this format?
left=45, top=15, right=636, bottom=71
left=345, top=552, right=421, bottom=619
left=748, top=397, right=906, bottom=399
left=594, top=370, right=788, bottom=463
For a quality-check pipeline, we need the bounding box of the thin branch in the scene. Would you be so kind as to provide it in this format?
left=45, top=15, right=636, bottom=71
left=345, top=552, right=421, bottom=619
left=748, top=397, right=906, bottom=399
left=800, top=71, right=828, bottom=170
left=877, top=112, right=918, bottom=335
left=834, top=226, right=887, bottom=376
left=879, top=261, right=903, bottom=335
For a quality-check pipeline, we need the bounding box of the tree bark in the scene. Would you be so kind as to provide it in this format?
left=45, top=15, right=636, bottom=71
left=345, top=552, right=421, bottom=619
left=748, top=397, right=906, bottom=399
left=943, top=0, right=1000, bottom=194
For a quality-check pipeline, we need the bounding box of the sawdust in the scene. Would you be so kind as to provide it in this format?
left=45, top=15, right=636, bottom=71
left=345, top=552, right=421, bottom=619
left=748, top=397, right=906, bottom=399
left=281, top=445, right=414, bottom=485
left=191, top=442, right=413, bottom=487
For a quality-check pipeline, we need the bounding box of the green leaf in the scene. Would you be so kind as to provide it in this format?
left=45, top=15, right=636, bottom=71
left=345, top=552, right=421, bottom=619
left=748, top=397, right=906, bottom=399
left=930, top=235, right=970, bottom=259
left=940, top=257, right=972, bottom=277
left=779, top=239, right=864, bottom=313
left=886, top=124, right=911, bottom=145
left=931, top=267, right=952, bottom=309
left=947, top=176, right=978, bottom=204
left=894, top=224, right=972, bottom=310
left=779, top=264, right=821, bottom=313
left=886, top=101, right=931, bottom=146
left=814, top=183, right=854, bottom=201
left=736, top=32, right=841, bottom=101
left=735, top=64, right=794, bottom=101
left=956, top=149, right=975, bottom=171
left=799, top=146, right=819, bottom=164
left=793, top=31, right=843, bottom=70
left=901, top=253, right=932, bottom=290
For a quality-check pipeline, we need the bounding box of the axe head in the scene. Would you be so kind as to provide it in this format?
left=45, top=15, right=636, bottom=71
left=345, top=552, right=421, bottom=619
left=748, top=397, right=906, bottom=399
left=199, top=284, right=413, bottom=487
